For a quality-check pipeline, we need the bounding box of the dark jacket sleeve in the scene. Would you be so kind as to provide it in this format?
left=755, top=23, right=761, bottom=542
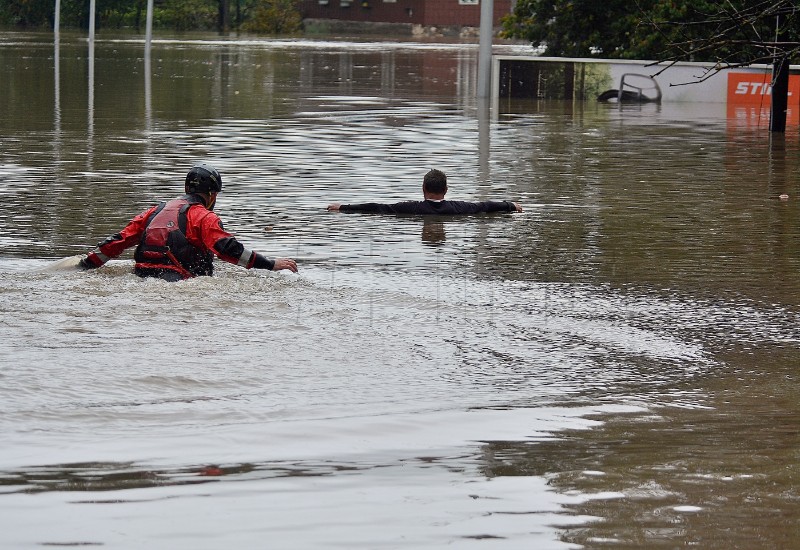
left=339, top=202, right=413, bottom=214
left=251, top=253, right=276, bottom=271
left=439, top=200, right=517, bottom=214
left=471, top=201, right=517, bottom=214
left=188, top=208, right=276, bottom=271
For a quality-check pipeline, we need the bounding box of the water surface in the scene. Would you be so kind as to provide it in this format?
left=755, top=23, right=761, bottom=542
left=0, top=31, right=798, bottom=549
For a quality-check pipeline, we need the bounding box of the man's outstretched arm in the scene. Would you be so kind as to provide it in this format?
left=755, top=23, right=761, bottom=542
left=326, top=202, right=402, bottom=214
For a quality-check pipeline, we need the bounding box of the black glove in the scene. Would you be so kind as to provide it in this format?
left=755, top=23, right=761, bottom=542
left=78, top=257, right=95, bottom=270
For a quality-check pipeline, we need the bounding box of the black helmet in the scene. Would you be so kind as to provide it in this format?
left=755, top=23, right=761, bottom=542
left=185, top=163, right=222, bottom=194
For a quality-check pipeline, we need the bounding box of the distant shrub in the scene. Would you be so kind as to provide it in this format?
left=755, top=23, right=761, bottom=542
left=158, top=0, right=218, bottom=31
left=241, top=0, right=302, bottom=35
left=0, top=0, right=54, bottom=27
left=0, top=0, right=304, bottom=33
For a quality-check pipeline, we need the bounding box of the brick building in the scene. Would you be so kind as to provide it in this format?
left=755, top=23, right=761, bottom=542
left=300, top=0, right=514, bottom=31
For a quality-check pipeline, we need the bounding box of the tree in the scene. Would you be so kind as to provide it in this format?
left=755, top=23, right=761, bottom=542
left=0, top=0, right=54, bottom=27
left=636, top=1, right=800, bottom=132
left=502, top=1, right=800, bottom=65
left=240, top=0, right=301, bottom=34
left=633, top=0, right=800, bottom=68
left=0, top=0, right=300, bottom=33
left=219, top=0, right=229, bottom=31
left=501, top=0, right=658, bottom=59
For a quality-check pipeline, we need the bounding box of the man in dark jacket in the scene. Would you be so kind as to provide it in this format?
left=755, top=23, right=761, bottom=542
left=326, top=169, right=522, bottom=215
left=79, top=164, right=297, bottom=281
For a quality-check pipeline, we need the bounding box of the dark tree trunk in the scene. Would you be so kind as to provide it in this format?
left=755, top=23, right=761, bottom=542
left=218, top=0, right=230, bottom=32
left=769, top=12, right=790, bottom=133
left=770, top=55, right=789, bottom=133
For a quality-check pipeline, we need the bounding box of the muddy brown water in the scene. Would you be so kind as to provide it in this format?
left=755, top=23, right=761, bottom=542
left=0, top=30, right=798, bottom=549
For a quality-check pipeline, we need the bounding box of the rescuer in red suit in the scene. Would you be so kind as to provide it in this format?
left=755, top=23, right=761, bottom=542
left=79, top=164, right=297, bottom=281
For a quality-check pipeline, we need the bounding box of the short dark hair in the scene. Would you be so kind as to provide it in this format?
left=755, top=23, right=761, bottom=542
left=423, top=169, right=447, bottom=194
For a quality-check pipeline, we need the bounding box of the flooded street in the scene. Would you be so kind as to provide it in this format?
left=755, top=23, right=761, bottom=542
left=0, top=31, right=799, bottom=548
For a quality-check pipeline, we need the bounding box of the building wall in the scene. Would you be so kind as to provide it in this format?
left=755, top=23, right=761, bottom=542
left=493, top=56, right=800, bottom=126
left=299, top=0, right=513, bottom=28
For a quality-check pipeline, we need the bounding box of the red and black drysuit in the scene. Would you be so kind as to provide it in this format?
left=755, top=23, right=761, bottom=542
left=81, top=194, right=275, bottom=280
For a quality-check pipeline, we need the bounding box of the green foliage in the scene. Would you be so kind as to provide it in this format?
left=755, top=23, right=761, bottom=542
left=0, top=0, right=302, bottom=34
left=157, top=0, right=218, bottom=30
left=240, top=0, right=302, bottom=35
left=635, top=0, right=800, bottom=65
left=59, top=0, right=92, bottom=28
left=0, top=0, right=145, bottom=29
left=502, top=0, right=800, bottom=64
left=501, top=0, right=656, bottom=59
left=1, top=0, right=55, bottom=27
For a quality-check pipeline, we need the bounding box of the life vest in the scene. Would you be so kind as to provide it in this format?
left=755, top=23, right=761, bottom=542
left=134, top=196, right=214, bottom=278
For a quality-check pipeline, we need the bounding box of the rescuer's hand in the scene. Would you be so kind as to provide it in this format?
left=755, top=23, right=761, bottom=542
left=272, top=258, right=298, bottom=273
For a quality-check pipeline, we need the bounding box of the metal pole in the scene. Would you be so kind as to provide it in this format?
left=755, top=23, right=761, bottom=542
left=146, top=0, right=154, bottom=48
left=88, top=32, right=95, bottom=169
left=89, top=0, right=96, bottom=42
left=54, top=0, right=60, bottom=35
left=54, top=16, right=61, bottom=160
left=145, top=0, right=153, bottom=135
left=477, top=0, right=494, bottom=99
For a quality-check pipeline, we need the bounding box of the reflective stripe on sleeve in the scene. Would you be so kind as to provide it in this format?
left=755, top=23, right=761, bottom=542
left=238, top=249, right=253, bottom=267
left=92, top=250, right=110, bottom=264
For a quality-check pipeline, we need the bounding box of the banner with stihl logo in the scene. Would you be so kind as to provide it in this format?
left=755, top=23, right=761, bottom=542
left=727, top=72, right=800, bottom=105
left=726, top=72, right=799, bottom=127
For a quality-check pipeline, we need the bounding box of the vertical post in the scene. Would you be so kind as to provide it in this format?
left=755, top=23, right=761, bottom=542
left=88, top=31, right=95, bottom=168
left=144, top=19, right=153, bottom=163
left=146, top=0, right=154, bottom=48
left=145, top=0, right=153, bottom=135
left=87, top=0, right=96, bottom=169
left=478, top=99, right=490, bottom=184
left=89, top=0, right=96, bottom=42
left=54, top=0, right=61, bottom=35
left=145, top=0, right=153, bottom=134
left=54, top=13, right=61, bottom=164
left=477, top=0, right=494, bottom=99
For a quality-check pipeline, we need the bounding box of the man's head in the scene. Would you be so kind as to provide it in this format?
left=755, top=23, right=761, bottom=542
left=185, top=164, right=222, bottom=209
left=423, top=169, right=447, bottom=198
